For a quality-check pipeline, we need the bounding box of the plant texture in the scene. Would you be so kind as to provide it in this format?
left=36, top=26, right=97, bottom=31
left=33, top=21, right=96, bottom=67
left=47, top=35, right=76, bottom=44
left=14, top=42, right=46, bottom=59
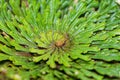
left=0, top=0, right=120, bottom=80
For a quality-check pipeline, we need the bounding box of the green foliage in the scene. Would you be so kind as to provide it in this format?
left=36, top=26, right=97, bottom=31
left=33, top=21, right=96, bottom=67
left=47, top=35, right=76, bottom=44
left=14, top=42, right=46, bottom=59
left=0, top=0, right=120, bottom=80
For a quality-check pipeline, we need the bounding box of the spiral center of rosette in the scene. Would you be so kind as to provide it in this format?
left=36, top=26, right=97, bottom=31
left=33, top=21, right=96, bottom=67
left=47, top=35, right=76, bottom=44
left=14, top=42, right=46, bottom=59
left=40, top=31, right=72, bottom=53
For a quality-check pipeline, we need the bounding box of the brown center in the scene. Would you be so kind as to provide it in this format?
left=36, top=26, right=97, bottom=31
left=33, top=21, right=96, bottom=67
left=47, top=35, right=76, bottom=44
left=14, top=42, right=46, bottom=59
left=55, top=39, right=67, bottom=47
left=55, top=34, right=70, bottom=48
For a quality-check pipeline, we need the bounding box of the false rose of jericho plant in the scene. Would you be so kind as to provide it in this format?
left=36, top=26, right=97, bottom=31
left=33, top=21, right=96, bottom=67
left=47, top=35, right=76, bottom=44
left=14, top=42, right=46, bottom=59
left=0, top=0, right=120, bottom=80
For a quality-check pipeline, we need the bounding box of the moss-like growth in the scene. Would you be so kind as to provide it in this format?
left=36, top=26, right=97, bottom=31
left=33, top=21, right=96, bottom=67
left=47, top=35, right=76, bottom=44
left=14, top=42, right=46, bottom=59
left=0, top=0, right=120, bottom=80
